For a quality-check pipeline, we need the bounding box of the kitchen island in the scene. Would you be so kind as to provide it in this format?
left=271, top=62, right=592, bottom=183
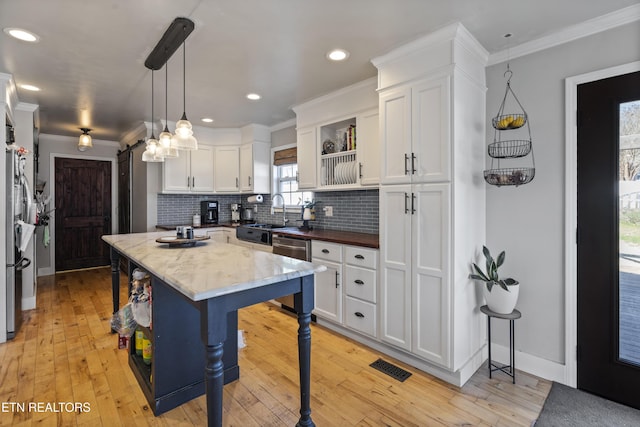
left=103, top=232, right=324, bottom=427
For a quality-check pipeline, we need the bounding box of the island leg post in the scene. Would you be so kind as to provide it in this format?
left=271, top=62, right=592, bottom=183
left=294, top=274, right=315, bottom=427
left=200, top=299, right=227, bottom=427
left=110, top=248, right=120, bottom=327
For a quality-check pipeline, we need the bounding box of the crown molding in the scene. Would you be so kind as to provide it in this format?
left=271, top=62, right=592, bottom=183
left=270, top=118, right=296, bottom=132
left=488, top=4, right=640, bottom=66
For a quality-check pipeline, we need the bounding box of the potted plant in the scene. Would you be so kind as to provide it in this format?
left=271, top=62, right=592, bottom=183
left=469, top=246, right=519, bottom=314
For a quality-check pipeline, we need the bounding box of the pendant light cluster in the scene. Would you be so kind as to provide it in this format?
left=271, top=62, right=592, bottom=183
left=142, top=18, right=196, bottom=162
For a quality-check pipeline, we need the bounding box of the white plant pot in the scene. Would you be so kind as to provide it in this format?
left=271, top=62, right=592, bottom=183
left=483, top=283, right=519, bottom=314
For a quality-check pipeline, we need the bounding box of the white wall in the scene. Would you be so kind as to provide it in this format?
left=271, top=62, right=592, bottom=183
left=35, top=134, right=120, bottom=275
left=485, top=22, right=640, bottom=371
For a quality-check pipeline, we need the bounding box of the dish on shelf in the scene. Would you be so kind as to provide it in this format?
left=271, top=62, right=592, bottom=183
left=322, top=139, right=336, bottom=154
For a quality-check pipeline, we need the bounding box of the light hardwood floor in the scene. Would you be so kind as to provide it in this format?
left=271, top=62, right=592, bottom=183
left=0, top=267, right=551, bottom=426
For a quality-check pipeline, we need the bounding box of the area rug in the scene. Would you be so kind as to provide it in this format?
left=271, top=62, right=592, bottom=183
left=534, top=382, right=640, bottom=426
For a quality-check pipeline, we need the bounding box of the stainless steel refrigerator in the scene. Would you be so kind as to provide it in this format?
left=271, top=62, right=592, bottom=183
left=6, top=148, right=31, bottom=339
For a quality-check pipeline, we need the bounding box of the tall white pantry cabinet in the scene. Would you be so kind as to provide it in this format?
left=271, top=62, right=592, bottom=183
left=373, top=22, right=489, bottom=385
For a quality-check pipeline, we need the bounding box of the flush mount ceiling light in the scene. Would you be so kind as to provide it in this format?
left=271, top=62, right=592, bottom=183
left=19, top=84, right=40, bottom=91
left=246, top=93, right=261, bottom=101
left=142, top=70, right=164, bottom=163
left=326, top=49, right=349, bottom=61
left=77, top=128, right=92, bottom=152
left=201, top=117, right=214, bottom=123
left=3, top=27, right=39, bottom=42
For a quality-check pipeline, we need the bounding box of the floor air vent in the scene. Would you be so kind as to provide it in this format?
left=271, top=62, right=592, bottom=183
left=369, top=358, right=412, bottom=382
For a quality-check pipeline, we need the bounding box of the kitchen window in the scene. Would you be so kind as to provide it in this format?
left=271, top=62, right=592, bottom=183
left=272, top=145, right=313, bottom=210
left=273, top=163, right=313, bottom=209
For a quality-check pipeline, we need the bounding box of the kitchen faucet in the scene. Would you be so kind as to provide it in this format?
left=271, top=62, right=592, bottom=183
left=271, top=193, right=288, bottom=226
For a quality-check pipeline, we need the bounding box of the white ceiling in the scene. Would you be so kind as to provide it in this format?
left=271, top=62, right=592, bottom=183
left=1, top=0, right=638, bottom=141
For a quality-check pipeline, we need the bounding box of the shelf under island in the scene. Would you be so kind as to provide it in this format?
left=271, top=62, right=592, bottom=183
left=103, top=231, right=325, bottom=427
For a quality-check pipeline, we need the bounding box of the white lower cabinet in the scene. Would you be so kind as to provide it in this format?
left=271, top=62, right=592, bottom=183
left=380, top=183, right=450, bottom=366
left=312, top=240, right=378, bottom=338
left=312, top=241, right=342, bottom=323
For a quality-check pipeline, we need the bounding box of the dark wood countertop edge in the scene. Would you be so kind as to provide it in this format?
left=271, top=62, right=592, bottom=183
left=272, top=229, right=379, bottom=249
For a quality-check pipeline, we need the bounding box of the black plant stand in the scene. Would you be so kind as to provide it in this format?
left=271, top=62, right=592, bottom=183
left=480, top=305, right=521, bottom=384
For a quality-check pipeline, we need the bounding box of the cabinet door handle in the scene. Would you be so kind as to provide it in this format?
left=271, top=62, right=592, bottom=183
left=322, top=249, right=330, bottom=254
left=335, top=271, right=340, bottom=288
left=192, top=177, right=195, bottom=188
left=411, top=152, right=417, bottom=174
left=404, top=154, right=410, bottom=175
left=359, top=162, right=363, bottom=179
left=187, top=176, right=190, bottom=187
left=236, top=177, right=239, bottom=188
left=411, top=193, right=416, bottom=214
left=354, top=254, right=365, bottom=260
left=354, top=312, right=365, bottom=318
left=354, top=279, right=364, bottom=285
left=404, top=192, right=410, bottom=214
left=248, top=176, right=251, bottom=186
left=296, top=171, right=299, bottom=182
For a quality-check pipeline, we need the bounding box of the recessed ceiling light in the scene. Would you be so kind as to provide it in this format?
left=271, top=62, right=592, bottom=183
left=4, top=28, right=40, bottom=42
left=327, top=49, right=349, bottom=61
left=19, top=84, right=40, bottom=92
left=246, top=93, right=261, bottom=101
left=201, top=118, right=214, bottom=123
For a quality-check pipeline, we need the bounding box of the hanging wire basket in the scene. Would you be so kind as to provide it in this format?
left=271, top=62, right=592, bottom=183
left=492, top=113, right=527, bottom=130
left=484, top=167, right=535, bottom=187
left=485, top=66, right=536, bottom=187
left=487, top=139, right=531, bottom=159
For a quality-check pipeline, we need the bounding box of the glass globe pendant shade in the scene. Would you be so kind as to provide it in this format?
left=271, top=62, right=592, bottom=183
left=142, top=137, right=164, bottom=162
left=78, top=128, right=92, bottom=151
left=171, top=131, right=198, bottom=151
left=158, top=125, right=179, bottom=158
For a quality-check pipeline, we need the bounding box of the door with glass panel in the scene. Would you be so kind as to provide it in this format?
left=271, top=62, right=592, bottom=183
left=577, top=70, right=640, bottom=409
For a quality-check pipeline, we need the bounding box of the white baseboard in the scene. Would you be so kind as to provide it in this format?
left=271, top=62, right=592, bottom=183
left=491, top=343, right=566, bottom=383
left=22, top=296, right=36, bottom=311
left=38, top=267, right=54, bottom=277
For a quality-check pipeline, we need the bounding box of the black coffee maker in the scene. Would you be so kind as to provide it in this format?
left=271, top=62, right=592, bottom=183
left=200, top=201, right=219, bottom=224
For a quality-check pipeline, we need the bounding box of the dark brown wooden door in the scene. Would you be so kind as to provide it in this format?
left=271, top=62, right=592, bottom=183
left=55, top=157, right=112, bottom=271
left=577, top=70, right=640, bottom=409
left=118, top=150, right=130, bottom=234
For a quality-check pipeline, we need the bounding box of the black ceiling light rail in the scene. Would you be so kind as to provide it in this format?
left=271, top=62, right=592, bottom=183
left=144, top=17, right=195, bottom=70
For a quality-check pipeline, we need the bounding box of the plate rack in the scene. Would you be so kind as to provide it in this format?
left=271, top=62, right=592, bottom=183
left=321, top=151, right=357, bottom=186
left=485, top=66, right=535, bottom=187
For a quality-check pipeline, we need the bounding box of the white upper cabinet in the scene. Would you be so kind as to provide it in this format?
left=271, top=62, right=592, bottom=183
left=163, top=145, right=214, bottom=193
left=357, top=108, right=380, bottom=186
left=379, top=76, right=450, bottom=185
left=293, top=78, right=378, bottom=191
left=239, top=124, right=271, bottom=194
left=214, top=146, right=240, bottom=192
left=296, top=127, right=317, bottom=189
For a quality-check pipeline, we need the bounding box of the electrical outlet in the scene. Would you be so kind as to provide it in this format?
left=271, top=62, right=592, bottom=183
left=324, top=206, right=333, bottom=217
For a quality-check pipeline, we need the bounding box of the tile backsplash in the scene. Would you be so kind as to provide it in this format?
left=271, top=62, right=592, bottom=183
left=157, top=189, right=379, bottom=234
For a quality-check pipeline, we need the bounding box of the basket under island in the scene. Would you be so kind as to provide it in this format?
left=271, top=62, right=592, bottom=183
left=102, top=231, right=326, bottom=427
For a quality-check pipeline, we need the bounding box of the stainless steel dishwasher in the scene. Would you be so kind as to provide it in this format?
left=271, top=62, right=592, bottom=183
left=272, top=235, right=311, bottom=312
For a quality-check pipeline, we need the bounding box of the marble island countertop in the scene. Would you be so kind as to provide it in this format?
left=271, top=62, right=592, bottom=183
left=102, top=232, right=326, bottom=301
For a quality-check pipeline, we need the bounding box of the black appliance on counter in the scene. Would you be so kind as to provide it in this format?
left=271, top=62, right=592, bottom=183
left=236, top=223, right=285, bottom=246
left=200, top=200, right=219, bottom=224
